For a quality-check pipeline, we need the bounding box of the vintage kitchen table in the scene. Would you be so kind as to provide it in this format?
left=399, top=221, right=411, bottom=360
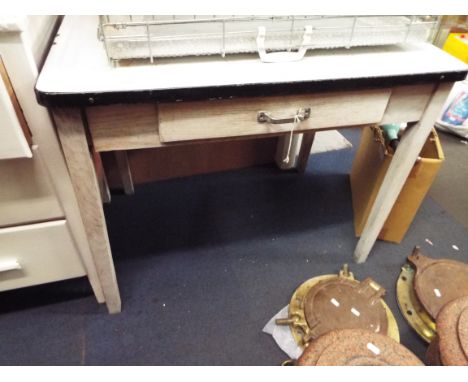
left=35, top=16, right=468, bottom=313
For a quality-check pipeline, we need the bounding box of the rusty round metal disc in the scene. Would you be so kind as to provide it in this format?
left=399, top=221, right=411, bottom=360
left=303, top=277, right=388, bottom=339
left=296, top=331, right=339, bottom=366
left=297, top=329, right=423, bottom=366
left=408, top=247, right=468, bottom=320
left=345, top=357, right=389, bottom=366
left=425, top=336, right=442, bottom=366
left=437, top=296, right=468, bottom=366
left=457, top=307, right=468, bottom=359
left=315, top=329, right=423, bottom=366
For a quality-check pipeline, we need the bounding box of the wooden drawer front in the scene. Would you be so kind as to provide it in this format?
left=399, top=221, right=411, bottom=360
left=0, top=146, right=64, bottom=227
left=158, top=89, right=392, bottom=143
left=0, top=220, right=86, bottom=292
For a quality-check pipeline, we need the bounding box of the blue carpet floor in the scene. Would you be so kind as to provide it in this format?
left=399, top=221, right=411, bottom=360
left=1, top=128, right=467, bottom=365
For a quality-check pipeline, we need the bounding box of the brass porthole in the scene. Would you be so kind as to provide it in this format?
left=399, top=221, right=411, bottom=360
left=396, top=264, right=436, bottom=343
left=277, top=265, right=400, bottom=347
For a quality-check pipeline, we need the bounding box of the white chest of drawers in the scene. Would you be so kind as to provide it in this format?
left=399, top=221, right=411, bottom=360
left=0, top=16, right=106, bottom=305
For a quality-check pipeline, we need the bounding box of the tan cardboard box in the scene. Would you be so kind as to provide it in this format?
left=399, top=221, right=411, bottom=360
left=351, top=126, right=444, bottom=243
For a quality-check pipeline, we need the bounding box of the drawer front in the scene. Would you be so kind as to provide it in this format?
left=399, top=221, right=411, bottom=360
left=0, top=220, right=86, bottom=292
left=0, top=146, right=64, bottom=227
left=158, top=88, right=392, bottom=143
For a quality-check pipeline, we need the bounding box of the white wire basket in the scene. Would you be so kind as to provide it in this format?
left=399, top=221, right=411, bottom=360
left=98, top=15, right=440, bottom=64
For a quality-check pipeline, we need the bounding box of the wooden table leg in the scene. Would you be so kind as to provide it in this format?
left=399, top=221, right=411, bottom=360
left=52, top=107, right=121, bottom=313
left=296, top=132, right=316, bottom=173
left=115, top=151, right=134, bottom=195
left=275, top=134, right=301, bottom=170
left=353, top=82, right=453, bottom=264
left=275, top=132, right=316, bottom=171
left=92, top=150, right=111, bottom=204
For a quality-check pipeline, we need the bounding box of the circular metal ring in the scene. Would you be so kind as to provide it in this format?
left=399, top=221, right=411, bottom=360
left=285, top=269, right=399, bottom=347
left=396, top=264, right=436, bottom=343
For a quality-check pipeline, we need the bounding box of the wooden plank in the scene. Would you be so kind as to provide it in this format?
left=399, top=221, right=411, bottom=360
left=296, top=132, right=316, bottom=173
left=86, top=85, right=440, bottom=153
left=353, top=82, right=453, bottom=263
left=380, top=84, right=434, bottom=124
left=86, top=103, right=161, bottom=152
left=87, top=103, right=348, bottom=152
left=158, top=89, right=391, bottom=143
left=52, top=107, right=121, bottom=313
left=102, top=138, right=278, bottom=186
left=114, top=151, right=134, bottom=195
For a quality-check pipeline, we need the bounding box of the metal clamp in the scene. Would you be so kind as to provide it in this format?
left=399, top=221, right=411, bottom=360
left=257, top=25, right=313, bottom=63
left=257, top=108, right=311, bottom=124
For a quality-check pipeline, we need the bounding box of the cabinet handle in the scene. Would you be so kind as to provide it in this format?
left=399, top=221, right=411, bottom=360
left=257, top=107, right=311, bottom=163
left=0, top=259, right=22, bottom=273
left=257, top=107, right=311, bottom=124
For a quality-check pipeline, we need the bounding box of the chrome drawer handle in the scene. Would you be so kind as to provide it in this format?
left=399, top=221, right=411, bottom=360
left=257, top=107, right=311, bottom=164
left=257, top=107, right=311, bottom=124
left=0, top=259, right=22, bottom=273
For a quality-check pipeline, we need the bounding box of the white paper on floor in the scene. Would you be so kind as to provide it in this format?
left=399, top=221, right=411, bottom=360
left=262, top=305, right=303, bottom=360
left=310, top=130, right=353, bottom=155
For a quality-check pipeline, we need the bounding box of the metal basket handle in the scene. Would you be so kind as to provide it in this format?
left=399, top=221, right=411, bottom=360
left=0, top=259, right=21, bottom=273
left=256, top=25, right=312, bottom=63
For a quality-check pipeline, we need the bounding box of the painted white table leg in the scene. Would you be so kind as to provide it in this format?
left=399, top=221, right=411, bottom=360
left=354, top=82, right=453, bottom=264
left=52, top=107, right=121, bottom=313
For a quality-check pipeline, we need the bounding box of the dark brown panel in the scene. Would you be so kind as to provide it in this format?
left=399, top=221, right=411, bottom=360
left=103, top=137, right=278, bottom=188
